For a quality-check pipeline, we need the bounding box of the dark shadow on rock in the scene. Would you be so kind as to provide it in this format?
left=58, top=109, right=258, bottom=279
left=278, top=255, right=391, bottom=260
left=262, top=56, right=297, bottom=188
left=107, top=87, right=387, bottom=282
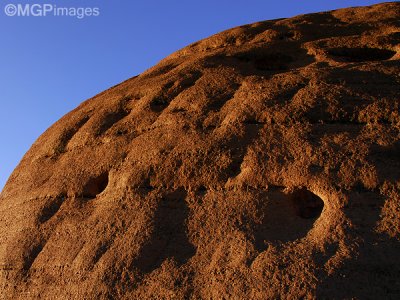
left=134, top=188, right=195, bottom=274
left=38, top=195, right=66, bottom=223
left=316, top=191, right=400, bottom=299
left=202, top=45, right=315, bottom=77
left=369, top=140, right=400, bottom=184
left=253, top=188, right=324, bottom=251
left=225, top=121, right=263, bottom=179
left=326, top=68, right=400, bottom=100
left=327, top=47, right=396, bottom=62
left=82, top=171, right=109, bottom=198
left=23, top=243, right=44, bottom=273
left=149, top=71, right=202, bottom=113
left=97, top=107, right=132, bottom=136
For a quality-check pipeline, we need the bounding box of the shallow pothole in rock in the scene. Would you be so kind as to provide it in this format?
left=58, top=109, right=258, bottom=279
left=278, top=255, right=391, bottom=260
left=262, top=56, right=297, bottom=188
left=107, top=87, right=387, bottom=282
left=253, top=187, right=324, bottom=250
left=82, top=172, right=109, bottom=198
left=150, top=97, right=170, bottom=112
left=38, top=195, right=66, bottom=223
left=290, top=187, right=324, bottom=219
left=235, top=50, right=294, bottom=71
left=134, top=188, right=195, bottom=274
left=327, top=47, right=396, bottom=62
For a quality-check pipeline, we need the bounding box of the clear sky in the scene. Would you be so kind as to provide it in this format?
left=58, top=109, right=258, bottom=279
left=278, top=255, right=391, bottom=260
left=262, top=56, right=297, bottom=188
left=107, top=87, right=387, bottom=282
left=0, top=0, right=390, bottom=191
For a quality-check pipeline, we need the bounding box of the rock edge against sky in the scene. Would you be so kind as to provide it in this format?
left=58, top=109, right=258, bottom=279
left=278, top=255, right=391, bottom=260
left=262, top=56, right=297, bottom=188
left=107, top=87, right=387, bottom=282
left=0, top=2, right=399, bottom=299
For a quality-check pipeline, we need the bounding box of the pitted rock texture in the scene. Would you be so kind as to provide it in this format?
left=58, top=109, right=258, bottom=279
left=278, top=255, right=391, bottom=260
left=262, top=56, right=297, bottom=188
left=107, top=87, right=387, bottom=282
left=1, top=2, right=400, bottom=299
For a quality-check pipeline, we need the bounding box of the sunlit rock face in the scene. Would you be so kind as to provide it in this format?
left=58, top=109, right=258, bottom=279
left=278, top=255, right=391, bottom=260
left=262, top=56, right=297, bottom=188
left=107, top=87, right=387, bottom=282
left=0, top=2, right=399, bottom=299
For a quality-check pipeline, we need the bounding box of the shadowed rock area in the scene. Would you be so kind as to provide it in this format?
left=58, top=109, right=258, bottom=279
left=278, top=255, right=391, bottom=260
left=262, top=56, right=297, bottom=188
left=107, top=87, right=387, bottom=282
left=1, top=2, right=400, bottom=299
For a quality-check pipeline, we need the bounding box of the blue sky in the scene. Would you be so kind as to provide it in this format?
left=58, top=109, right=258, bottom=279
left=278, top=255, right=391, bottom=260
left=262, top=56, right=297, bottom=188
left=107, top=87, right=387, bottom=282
left=0, top=0, right=389, bottom=191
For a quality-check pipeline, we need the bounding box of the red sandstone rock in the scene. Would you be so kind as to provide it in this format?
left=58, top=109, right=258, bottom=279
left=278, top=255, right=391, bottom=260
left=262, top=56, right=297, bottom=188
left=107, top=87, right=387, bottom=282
left=0, top=2, right=399, bottom=299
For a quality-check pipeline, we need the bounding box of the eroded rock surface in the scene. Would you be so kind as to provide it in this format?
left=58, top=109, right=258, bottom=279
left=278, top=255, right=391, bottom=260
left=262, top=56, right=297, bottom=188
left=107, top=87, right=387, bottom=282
left=1, top=2, right=399, bottom=299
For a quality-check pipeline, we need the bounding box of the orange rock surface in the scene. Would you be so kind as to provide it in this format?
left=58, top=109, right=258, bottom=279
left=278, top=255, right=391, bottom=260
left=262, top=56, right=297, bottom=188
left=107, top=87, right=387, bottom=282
left=1, top=2, right=399, bottom=299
